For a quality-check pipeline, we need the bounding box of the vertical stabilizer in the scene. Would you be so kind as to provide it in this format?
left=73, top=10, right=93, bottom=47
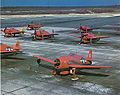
left=13, top=41, right=20, bottom=51
left=85, top=50, right=92, bottom=64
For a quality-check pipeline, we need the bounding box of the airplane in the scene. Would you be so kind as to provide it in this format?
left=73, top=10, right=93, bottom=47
left=33, top=50, right=112, bottom=80
left=33, top=29, right=58, bottom=40
left=1, top=27, right=24, bottom=37
left=27, top=24, right=43, bottom=30
left=70, top=31, right=109, bottom=44
left=0, top=41, right=22, bottom=57
left=79, top=31, right=109, bottom=44
left=80, top=26, right=99, bottom=33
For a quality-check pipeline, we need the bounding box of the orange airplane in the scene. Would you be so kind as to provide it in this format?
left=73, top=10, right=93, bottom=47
left=27, top=24, right=43, bottom=30
left=0, top=41, right=22, bottom=57
left=33, top=50, right=112, bottom=80
left=1, top=27, right=24, bottom=37
left=79, top=31, right=109, bottom=44
left=33, top=29, right=58, bottom=40
left=71, top=26, right=109, bottom=44
left=71, top=31, right=109, bottom=44
left=80, top=26, right=99, bottom=32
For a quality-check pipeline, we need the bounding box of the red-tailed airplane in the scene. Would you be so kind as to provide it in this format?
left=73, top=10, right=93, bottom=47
left=79, top=31, right=109, bottom=44
left=71, top=25, right=109, bottom=44
left=33, top=29, right=58, bottom=40
left=33, top=50, right=112, bottom=80
left=27, top=24, right=43, bottom=30
left=0, top=41, right=22, bottom=57
left=80, top=26, right=99, bottom=32
left=71, top=31, right=109, bottom=44
left=1, top=27, right=24, bottom=37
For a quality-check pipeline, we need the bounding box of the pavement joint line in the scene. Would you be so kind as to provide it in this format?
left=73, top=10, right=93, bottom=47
left=4, top=86, right=29, bottom=94
left=1, top=90, right=8, bottom=93
left=1, top=90, right=16, bottom=95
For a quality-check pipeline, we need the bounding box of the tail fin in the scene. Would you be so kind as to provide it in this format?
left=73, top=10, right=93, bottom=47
left=1, top=27, right=7, bottom=32
left=12, top=41, right=21, bottom=51
left=85, top=50, right=92, bottom=64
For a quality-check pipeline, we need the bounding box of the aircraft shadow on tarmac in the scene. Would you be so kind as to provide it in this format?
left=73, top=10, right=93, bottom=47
left=17, top=35, right=103, bottom=45
left=1, top=56, right=26, bottom=60
left=36, top=63, right=110, bottom=77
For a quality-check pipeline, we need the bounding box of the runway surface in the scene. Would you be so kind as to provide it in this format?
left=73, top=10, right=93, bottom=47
left=1, top=15, right=120, bottom=95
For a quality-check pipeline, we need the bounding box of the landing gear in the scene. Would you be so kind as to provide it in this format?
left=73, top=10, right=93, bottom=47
left=13, top=34, right=16, bottom=37
left=20, top=31, right=24, bottom=36
left=70, top=68, right=79, bottom=80
left=79, top=38, right=83, bottom=44
left=51, top=70, right=56, bottom=75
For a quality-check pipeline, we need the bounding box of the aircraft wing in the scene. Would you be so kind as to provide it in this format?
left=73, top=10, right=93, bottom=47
left=69, top=64, right=112, bottom=69
left=1, top=50, right=17, bottom=53
left=93, top=36, right=109, bottom=39
left=33, top=55, right=56, bottom=65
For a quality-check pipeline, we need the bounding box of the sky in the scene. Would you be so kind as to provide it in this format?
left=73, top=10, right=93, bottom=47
left=1, top=0, right=120, bottom=7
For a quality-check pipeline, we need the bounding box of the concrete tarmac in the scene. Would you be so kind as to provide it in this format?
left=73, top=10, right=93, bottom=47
left=1, top=15, right=120, bottom=95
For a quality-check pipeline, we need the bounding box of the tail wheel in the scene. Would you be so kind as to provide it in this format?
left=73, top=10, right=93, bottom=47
left=37, top=59, right=41, bottom=66
left=87, top=60, right=92, bottom=65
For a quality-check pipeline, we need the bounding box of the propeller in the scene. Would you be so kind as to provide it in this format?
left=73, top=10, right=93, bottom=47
left=40, top=31, right=44, bottom=40
left=37, top=59, right=41, bottom=66
left=20, top=28, right=25, bottom=36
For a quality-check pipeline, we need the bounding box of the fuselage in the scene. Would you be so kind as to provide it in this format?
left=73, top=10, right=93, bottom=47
left=34, top=30, right=53, bottom=40
left=0, top=43, right=21, bottom=57
left=2, top=28, right=24, bottom=37
left=53, top=54, right=89, bottom=75
left=81, top=32, right=100, bottom=43
left=80, top=26, right=92, bottom=32
left=27, top=24, right=43, bottom=30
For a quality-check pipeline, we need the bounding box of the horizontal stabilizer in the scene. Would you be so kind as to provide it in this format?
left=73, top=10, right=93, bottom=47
left=95, top=36, right=109, bottom=39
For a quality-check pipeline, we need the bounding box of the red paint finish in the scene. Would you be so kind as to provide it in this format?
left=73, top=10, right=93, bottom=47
left=33, top=29, right=58, bottom=40
left=81, top=32, right=109, bottom=44
left=35, top=30, right=50, bottom=37
left=80, top=26, right=91, bottom=32
left=1, top=28, right=24, bottom=37
left=0, top=41, right=21, bottom=56
left=27, top=24, right=43, bottom=30
left=33, top=50, right=112, bottom=76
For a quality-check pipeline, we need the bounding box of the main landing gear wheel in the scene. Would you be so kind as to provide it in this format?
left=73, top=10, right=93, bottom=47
left=70, top=68, right=79, bottom=81
left=51, top=70, right=56, bottom=75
